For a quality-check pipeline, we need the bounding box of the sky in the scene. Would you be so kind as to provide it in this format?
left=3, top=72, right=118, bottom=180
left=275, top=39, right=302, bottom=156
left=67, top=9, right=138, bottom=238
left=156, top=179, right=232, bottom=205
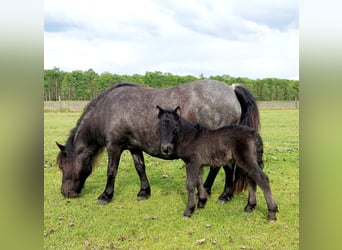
left=44, top=0, right=298, bottom=80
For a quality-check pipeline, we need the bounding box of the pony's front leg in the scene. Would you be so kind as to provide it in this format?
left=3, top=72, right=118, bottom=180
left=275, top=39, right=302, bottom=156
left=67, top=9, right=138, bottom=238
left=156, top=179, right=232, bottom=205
left=130, top=149, right=151, bottom=200
left=97, top=147, right=122, bottom=205
left=183, top=162, right=200, bottom=217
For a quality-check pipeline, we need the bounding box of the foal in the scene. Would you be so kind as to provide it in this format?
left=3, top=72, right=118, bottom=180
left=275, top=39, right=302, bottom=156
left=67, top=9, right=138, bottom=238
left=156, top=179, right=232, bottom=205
left=157, top=106, right=278, bottom=221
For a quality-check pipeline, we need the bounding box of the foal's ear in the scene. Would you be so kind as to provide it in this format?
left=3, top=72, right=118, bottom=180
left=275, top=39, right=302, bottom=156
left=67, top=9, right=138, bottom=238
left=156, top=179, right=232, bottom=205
left=174, top=106, right=181, bottom=119
left=56, top=141, right=65, bottom=151
left=156, top=105, right=164, bottom=119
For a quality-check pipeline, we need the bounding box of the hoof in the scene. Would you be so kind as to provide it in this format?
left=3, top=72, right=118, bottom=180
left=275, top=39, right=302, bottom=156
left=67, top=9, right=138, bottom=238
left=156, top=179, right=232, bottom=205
left=137, top=195, right=149, bottom=201
left=137, top=188, right=151, bottom=201
left=183, top=213, right=192, bottom=218
left=197, top=198, right=207, bottom=209
left=97, top=199, right=110, bottom=205
left=97, top=193, right=112, bottom=205
left=267, top=207, right=278, bottom=221
left=217, top=193, right=233, bottom=203
left=268, top=216, right=277, bottom=221
left=244, top=204, right=256, bottom=212
left=183, top=207, right=195, bottom=217
left=216, top=199, right=228, bottom=204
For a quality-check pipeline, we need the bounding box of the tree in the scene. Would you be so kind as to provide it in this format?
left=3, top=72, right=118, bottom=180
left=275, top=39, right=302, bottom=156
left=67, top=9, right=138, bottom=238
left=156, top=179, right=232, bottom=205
left=44, top=67, right=64, bottom=101
left=44, top=69, right=299, bottom=101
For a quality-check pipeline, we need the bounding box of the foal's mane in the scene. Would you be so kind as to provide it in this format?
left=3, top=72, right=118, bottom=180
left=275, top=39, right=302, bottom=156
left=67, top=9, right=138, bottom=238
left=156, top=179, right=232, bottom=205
left=66, top=83, right=138, bottom=150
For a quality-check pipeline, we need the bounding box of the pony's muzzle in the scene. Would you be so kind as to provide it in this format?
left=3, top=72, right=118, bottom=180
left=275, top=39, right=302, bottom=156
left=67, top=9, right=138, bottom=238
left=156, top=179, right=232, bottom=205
left=161, top=143, right=174, bottom=155
left=61, top=189, right=79, bottom=198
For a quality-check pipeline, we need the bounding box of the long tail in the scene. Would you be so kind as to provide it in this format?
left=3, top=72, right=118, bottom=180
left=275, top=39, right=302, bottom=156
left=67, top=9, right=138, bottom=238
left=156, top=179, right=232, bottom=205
left=230, top=84, right=261, bottom=194
left=233, top=84, right=260, bottom=131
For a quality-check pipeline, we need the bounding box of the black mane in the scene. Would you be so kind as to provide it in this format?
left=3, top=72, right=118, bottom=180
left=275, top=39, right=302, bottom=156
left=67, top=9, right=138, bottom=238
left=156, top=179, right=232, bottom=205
left=65, top=83, right=138, bottom=151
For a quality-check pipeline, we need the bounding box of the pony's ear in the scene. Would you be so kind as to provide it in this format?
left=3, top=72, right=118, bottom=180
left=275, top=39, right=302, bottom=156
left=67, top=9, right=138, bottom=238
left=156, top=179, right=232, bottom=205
left=56, top=142, right=65, bottom=151
left=156, top=105, right=164, bottom=119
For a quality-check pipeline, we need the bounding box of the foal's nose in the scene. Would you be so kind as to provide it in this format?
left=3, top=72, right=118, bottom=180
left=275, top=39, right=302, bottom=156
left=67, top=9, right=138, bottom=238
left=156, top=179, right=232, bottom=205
left=161, top=143, right=173, bottom=155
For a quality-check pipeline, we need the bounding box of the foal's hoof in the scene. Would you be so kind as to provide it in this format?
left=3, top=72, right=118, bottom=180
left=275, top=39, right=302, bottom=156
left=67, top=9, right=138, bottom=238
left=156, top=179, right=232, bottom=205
left=267, top=215, right=277, bottom=221
left=267, top=207, right=278, bottom=221
left=197, top=198, right=207, bottom=209
left=183, top=208, right=194, bottom=218
left=244, top=204, right=256, bottom=212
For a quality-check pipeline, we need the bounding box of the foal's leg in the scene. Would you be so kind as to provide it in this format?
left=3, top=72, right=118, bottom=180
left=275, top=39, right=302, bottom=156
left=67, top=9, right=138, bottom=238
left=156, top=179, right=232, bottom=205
left=248, top=167, right=278, bottom=220
left=130, top=149, right=151, bottom=200
left=244, top=177, right=257, bottom=212
left=197, top=168, right=208, bottom=209
left=98, top=146, right=122, bottom=205
left=184, top=162, right=201, bottom=217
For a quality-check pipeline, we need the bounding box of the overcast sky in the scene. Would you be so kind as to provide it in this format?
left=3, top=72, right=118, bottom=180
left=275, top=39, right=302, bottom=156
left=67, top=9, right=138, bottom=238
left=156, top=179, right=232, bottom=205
left=44, top=0, right=298, bottom=80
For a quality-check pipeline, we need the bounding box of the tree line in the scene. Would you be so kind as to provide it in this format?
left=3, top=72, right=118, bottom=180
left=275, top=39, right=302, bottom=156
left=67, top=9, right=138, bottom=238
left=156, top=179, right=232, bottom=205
left=44, top=67, right=299, bottom=101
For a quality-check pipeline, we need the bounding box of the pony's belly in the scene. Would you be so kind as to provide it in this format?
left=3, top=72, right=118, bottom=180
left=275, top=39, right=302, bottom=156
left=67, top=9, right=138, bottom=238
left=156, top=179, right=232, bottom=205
left=207, top=150, right=232, bottom=167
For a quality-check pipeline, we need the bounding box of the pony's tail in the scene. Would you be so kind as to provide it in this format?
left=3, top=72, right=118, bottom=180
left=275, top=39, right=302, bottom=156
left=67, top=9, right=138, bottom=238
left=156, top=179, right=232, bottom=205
left=230, top=84, right=261, bottom=194
left=233, top=84, right=260, bottom=131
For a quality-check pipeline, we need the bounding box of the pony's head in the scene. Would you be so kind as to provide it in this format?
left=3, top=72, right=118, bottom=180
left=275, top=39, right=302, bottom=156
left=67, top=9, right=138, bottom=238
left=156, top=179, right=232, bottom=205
left=157, top=105, right=181, bottom=156
left=56, top=142, right=93, bottom=198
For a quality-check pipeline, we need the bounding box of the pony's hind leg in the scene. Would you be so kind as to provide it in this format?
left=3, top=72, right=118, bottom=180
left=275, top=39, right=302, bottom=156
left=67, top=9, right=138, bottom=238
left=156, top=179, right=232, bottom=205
left=203, top=166, right=220, bottom=195
left=130, top=149, right=151, bottom=200
left=217, top=165, right=235, bottom=203
left=98, top=146, right=122, bottom=205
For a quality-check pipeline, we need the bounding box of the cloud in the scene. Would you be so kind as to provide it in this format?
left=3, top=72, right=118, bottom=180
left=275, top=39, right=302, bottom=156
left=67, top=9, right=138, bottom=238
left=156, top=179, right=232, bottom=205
left=44, top=0, right=298, bottom=79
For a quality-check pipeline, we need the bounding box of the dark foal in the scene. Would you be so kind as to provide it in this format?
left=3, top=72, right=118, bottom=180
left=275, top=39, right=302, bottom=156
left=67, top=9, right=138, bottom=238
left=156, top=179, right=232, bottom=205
left=157, top=106, right=278, bottom=221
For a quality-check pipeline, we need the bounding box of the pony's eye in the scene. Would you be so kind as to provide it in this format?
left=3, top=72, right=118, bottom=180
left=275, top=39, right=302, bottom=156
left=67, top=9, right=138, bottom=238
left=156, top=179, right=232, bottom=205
left=173, top=128, right=179, bottom=134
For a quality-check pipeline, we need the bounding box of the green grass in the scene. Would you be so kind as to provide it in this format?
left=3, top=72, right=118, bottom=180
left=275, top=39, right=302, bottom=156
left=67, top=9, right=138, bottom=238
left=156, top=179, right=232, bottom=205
left=44, top=108, right=299, bottom=249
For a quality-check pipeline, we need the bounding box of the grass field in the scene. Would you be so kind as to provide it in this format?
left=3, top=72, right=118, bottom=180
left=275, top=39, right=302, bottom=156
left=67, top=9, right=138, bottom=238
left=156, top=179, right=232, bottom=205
left=44, top=107, right=299, bottom=249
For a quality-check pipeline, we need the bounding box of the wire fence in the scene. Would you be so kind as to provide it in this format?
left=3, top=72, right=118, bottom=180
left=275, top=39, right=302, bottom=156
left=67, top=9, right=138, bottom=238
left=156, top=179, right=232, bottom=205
left=44, top=100, right=299, bottom=112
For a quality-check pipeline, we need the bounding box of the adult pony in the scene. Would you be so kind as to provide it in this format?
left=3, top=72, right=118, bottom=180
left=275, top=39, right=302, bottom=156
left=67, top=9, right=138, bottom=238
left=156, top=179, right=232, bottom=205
left=56, top=80, right=260, bottom=204
left=156, top=106, right=278, bottom=220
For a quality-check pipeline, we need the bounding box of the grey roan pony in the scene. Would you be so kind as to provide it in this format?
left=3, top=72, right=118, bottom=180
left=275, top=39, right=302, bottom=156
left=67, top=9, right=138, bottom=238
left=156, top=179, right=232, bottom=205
left=157, top=106, right=278, bottom=220
left=56, top=80, right=260, bottom=205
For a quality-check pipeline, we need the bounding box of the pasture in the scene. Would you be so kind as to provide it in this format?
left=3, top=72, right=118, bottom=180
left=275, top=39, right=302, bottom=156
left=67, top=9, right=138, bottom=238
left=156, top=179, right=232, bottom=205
left=44, top=105, right=299, bottom=249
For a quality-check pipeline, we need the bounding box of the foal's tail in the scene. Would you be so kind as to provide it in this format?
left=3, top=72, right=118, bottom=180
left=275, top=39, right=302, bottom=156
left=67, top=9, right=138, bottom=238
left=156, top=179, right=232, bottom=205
left=230, top=84, right=261, bottom=194
left=255, top=132, right=264, bottom=169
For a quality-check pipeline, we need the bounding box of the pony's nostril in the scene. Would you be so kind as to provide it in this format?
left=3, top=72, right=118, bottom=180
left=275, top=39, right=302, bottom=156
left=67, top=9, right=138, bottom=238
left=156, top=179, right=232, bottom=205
left=161, top=144, right=172, bottom=154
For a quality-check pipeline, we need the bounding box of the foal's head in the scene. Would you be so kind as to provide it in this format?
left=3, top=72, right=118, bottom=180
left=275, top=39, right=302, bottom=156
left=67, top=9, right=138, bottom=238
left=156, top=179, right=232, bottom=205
left=157, top=105, right=181, bottom=156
